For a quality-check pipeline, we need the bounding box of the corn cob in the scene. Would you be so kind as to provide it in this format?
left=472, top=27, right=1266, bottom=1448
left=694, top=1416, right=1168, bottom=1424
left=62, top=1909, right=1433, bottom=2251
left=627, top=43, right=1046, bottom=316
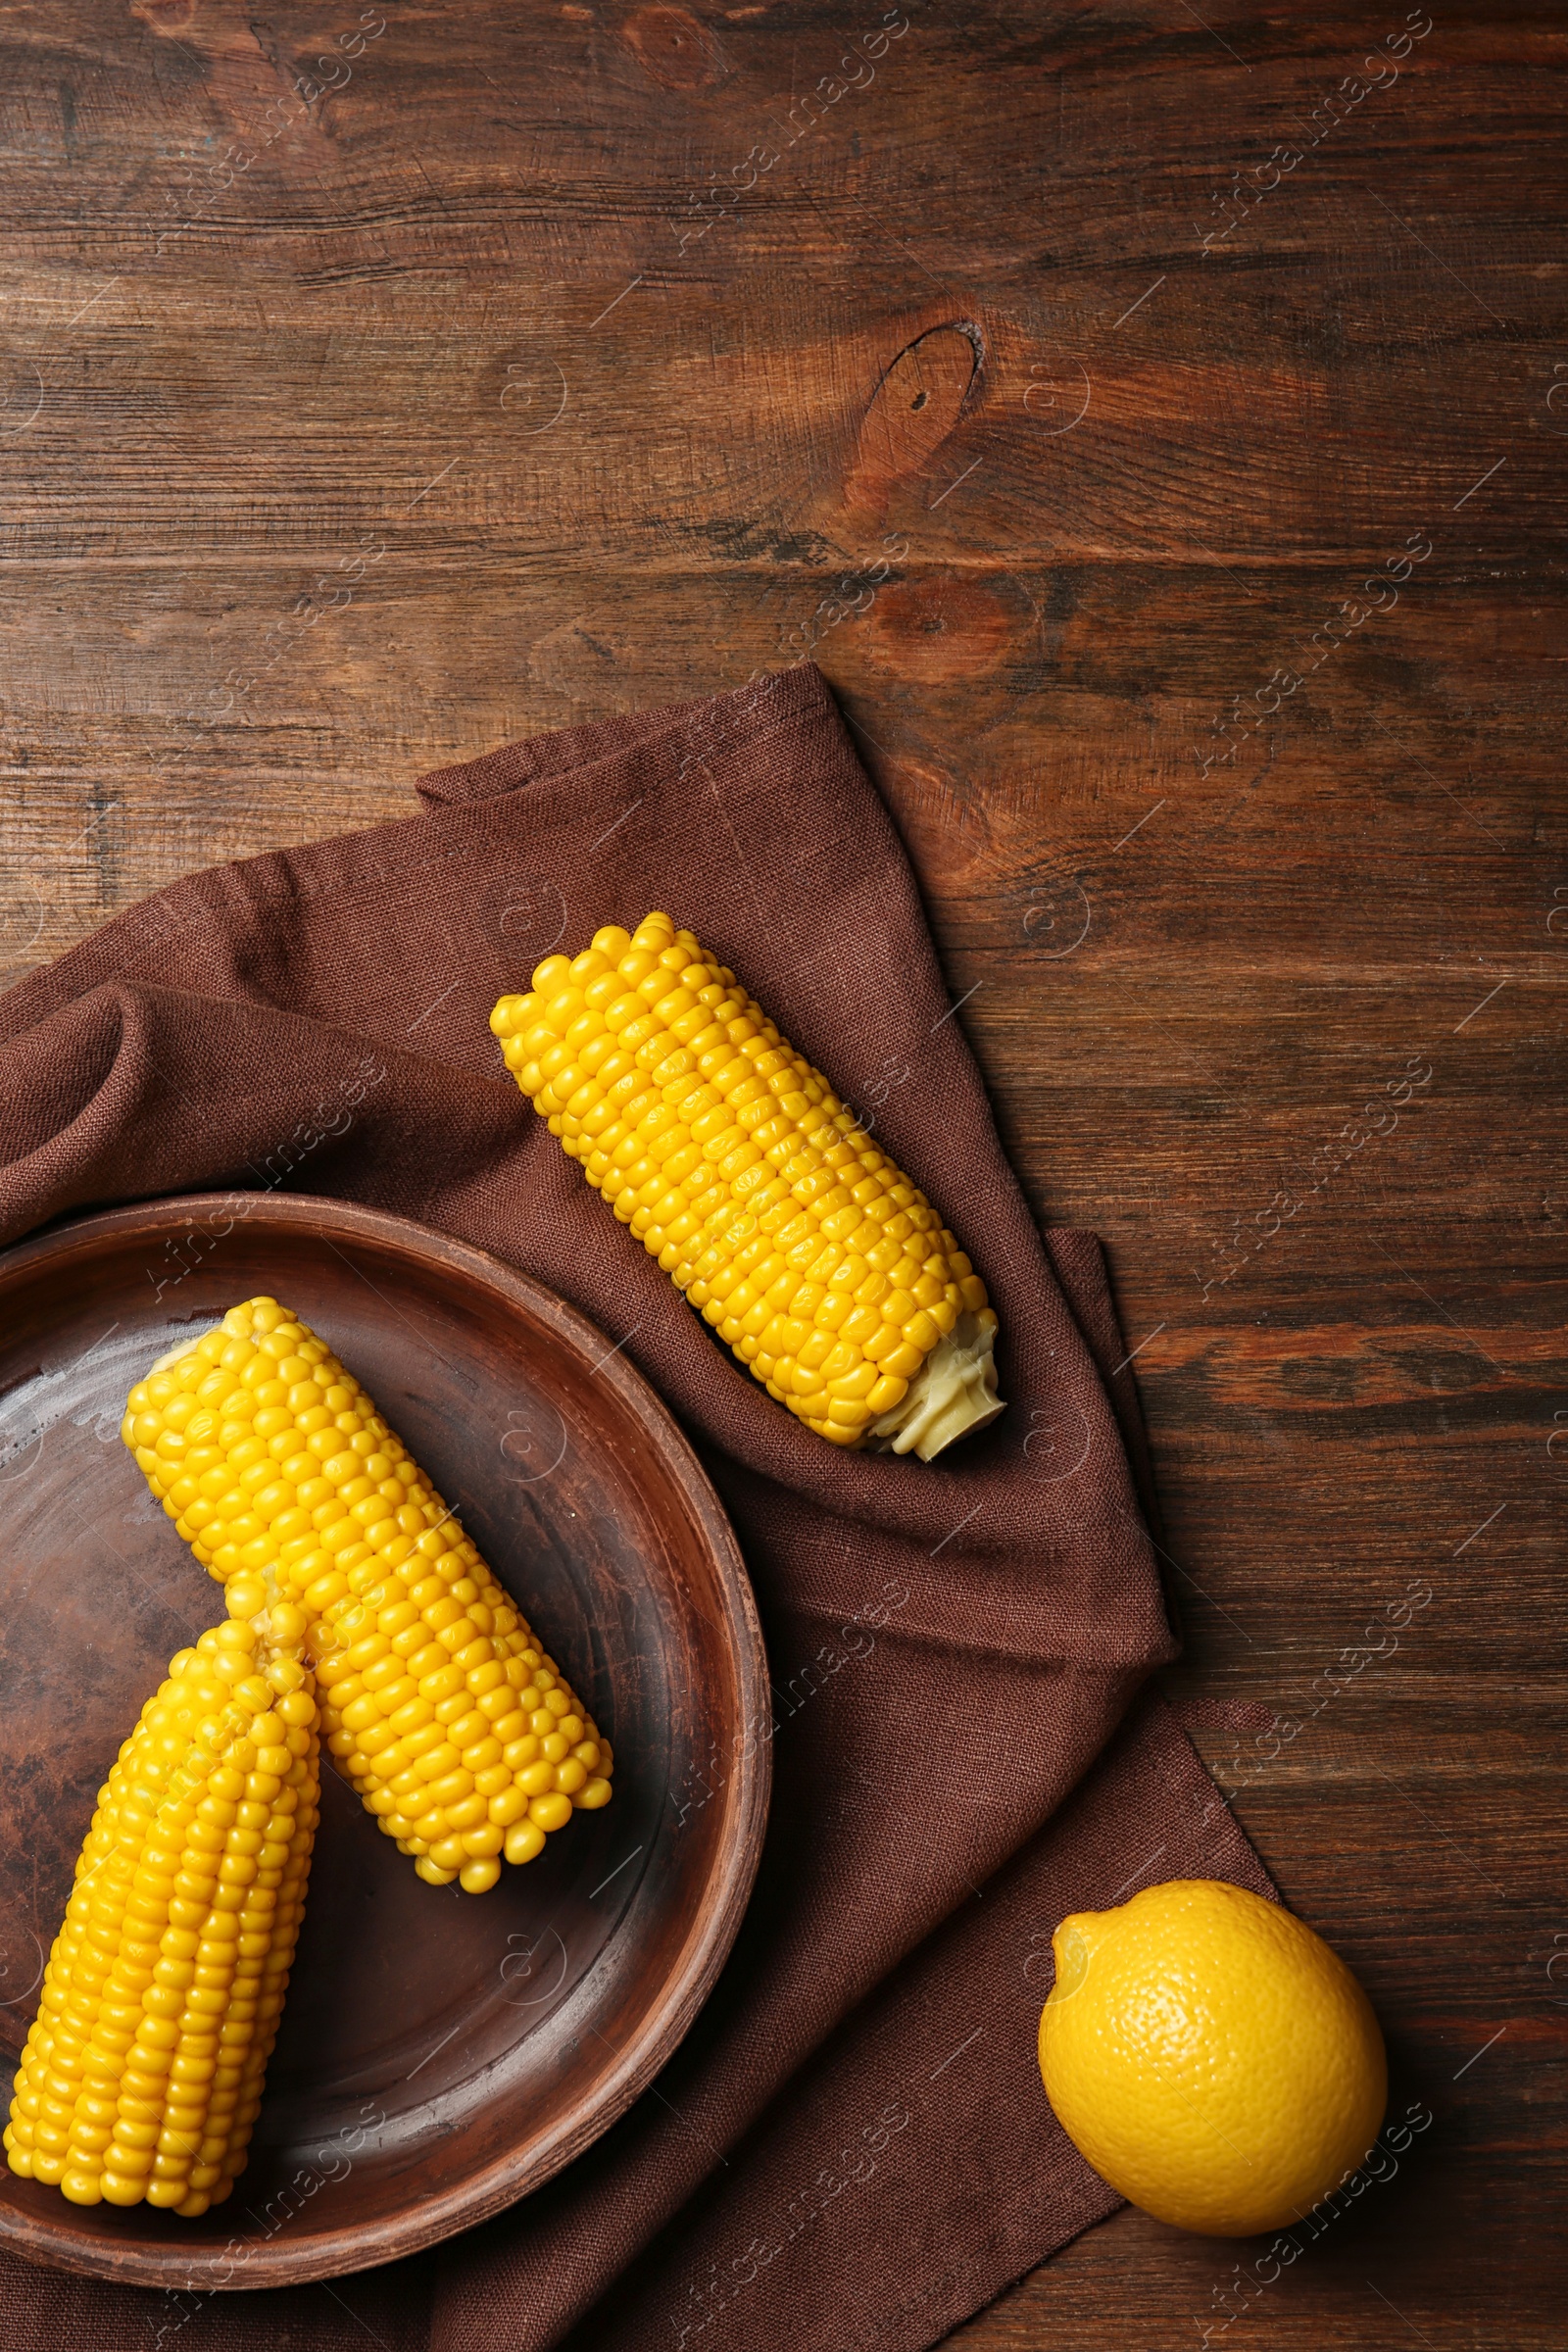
left=122, top=1300, right=612, bottom=1894
left=4, top=1585, right=318, bottom=2215
left=489, top=911, right=1004, bottom=1458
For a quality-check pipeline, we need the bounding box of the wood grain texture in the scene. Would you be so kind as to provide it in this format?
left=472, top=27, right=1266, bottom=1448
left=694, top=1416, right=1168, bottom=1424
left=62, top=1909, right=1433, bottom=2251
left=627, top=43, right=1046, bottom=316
left=0, top=0, right=1564, bottom=2340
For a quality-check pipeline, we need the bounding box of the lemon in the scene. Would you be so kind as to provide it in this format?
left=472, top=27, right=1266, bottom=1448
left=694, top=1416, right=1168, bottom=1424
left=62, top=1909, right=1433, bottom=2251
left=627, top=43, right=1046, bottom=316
left=1038, top=1878, right=1386, bottom=2235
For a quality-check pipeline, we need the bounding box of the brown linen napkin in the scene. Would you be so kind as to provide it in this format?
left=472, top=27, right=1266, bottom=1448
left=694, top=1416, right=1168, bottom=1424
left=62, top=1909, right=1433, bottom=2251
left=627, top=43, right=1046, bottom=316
left=0, top=664, right=1271, bottom=2352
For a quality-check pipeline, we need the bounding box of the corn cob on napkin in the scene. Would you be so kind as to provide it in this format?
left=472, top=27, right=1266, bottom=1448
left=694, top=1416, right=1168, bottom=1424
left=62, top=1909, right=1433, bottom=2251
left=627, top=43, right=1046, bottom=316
left=0, top=665, right=1270, bottom=2352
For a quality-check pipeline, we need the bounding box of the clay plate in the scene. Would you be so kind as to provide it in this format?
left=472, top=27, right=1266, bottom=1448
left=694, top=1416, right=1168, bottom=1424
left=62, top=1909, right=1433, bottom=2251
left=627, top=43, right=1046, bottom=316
left=0, top=1194, right=768, bottom=2289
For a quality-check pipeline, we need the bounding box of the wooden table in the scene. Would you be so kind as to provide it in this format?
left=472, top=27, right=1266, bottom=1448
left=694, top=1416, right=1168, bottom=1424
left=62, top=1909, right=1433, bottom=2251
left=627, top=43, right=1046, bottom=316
left=2, top=2, right=1564, bottom=2343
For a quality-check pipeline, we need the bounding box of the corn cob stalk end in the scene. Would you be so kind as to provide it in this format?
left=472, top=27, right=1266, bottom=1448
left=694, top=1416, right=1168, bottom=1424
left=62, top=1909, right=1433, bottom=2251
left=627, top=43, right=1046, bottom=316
left=864, top=1305, right=1003, bottom=1460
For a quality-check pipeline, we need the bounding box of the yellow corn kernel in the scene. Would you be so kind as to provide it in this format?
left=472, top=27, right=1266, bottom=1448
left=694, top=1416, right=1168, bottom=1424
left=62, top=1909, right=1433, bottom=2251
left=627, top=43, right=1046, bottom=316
left=4, top=1599, right=318, bottom=2216
left=490, top=912, right=1004, bottom=1458
left=122, top=1300, right=612, bottom=1891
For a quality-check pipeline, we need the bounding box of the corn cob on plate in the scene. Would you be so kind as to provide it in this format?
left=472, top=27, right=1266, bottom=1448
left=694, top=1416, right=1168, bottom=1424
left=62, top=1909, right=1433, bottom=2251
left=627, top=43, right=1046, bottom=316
left=490, top=910, right=1005, bottom=1458
left=4, top=1587, right=318, bottom=2216
left=122, top=1299, right=612, bottom=1894
left=0, top=1196, right=769, bottom=2284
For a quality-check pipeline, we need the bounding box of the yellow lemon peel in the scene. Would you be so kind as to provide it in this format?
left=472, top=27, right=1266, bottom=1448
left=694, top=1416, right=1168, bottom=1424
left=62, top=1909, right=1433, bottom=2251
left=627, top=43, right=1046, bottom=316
left=1038, top=1878, right=1386, bottom=2236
